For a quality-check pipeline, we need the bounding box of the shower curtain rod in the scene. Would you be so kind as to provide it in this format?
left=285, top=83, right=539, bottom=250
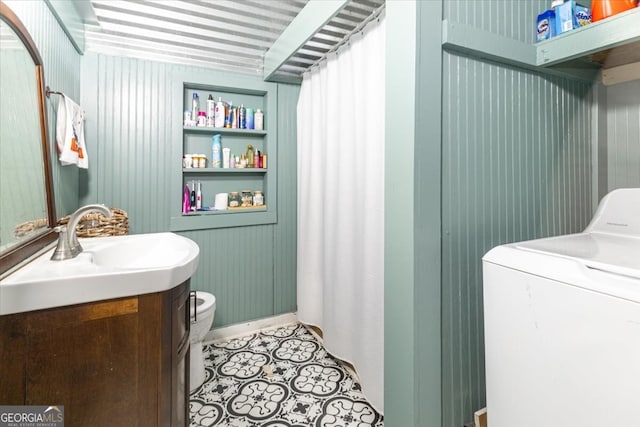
left=307, top=2, right=386, bottom=72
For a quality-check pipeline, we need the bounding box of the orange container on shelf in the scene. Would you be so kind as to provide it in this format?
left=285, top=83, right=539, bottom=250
left=590, top=0, right=638, bottom=22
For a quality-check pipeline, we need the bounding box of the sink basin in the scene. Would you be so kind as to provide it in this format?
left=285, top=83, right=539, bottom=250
left=0, top=232, right=199, bottom=315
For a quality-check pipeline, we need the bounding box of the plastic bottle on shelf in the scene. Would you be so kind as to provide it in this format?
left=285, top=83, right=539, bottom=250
left=190, top=180, right=196, bottom=211
left=183, top=185, right=190, bottom=214
left=214, top=97, right=225, bottom=128
left=247, top=144, right=254, bottom=168
left=246, top=108, right=254, bottom=130
left=591, top=0, right=637, bottom=22
left=212, top=134, right=222, bottom=168
left=196, top=181, right=202, bottom=210
left=254, top=109, right=264, bottom=130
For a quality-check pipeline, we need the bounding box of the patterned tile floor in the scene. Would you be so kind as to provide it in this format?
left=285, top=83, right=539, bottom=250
left=189, top=322, right=384, bottom=427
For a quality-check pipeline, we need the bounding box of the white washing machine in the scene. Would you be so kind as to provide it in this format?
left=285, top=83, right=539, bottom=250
left=483, top=188, right=640, bottom=427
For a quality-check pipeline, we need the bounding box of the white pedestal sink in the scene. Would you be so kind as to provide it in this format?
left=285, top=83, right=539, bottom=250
left=0, top=232, right=199, bottom=315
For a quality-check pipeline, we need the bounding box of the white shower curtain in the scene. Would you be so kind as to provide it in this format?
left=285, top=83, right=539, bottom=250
left=296, top=14, right=385, bottom=413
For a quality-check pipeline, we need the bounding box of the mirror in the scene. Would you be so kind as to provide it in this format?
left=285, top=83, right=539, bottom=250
left=0, top=2, right=56, bottom=276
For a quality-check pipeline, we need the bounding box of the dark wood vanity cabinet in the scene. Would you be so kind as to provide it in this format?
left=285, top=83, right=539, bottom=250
left=0, top=281, right=191, bottom=427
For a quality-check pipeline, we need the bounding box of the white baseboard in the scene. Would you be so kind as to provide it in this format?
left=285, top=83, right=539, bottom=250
left=204, top=312, right=298, bottom=343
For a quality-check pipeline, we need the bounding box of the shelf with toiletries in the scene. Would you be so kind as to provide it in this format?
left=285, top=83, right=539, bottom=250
left=170, top=78, right=277, bottom=232
left=183, top=168, right=267, bottom=174
left=183, top=127, right=267, bottom=136
left=181, top=206, right=268, bottom=216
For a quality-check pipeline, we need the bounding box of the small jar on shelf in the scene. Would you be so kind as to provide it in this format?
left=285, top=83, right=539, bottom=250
left=241, top=190, right=253, bottom=207
left=253, top=191, right=264, bottom=207
left=229, top=192, right=241, bottom=208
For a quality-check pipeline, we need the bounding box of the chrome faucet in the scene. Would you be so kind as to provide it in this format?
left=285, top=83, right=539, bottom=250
left=51, top=204, right=113, bottom=261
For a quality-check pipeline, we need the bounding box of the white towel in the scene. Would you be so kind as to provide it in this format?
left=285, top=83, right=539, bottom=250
left=56, top=93, right=88, bottom=169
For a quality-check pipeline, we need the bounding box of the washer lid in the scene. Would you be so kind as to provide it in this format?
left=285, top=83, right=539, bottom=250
left=585, top=188, right=640, bottom=237
left=516, top=232, right=640, bottom=280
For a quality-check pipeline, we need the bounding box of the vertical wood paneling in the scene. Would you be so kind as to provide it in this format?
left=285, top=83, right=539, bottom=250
left=443, top=0, right=549, bottom=43
left=81, top=53, right=299, bottom=327
left=440, top=52, right=593, bottom=427
left=89, top=55, right=174, bottom=233
left=274, top=83, right=300, bottom=314
left=180, top=226, right=275, bottom=326
left=606, top=80, right=640, bottom=191
left=5, top=0, right=81, bottom=217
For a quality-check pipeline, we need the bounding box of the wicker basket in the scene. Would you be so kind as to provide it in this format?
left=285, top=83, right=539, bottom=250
left=13, top=218, right=49, bottom=238
left=58, top=208, right=129, bottom=238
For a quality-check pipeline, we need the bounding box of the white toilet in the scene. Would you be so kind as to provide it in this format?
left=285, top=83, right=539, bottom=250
left=189, top=291, right=216, bottom=391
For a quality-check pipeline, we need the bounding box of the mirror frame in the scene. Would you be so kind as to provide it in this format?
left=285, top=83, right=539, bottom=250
left=0, top=2, right=57, bottom=276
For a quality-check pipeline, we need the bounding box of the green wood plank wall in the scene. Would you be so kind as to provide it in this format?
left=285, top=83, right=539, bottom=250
left=80, top=53, right=299, bottom=327
left=606, top=80, right=640, bottom=191
left=5, top=0, right=81, bottom=218
left=274, top=84, right=300, bottom=314
left=443, top=0, right=548, bottom=42
left=440, top=1, right=594, bottom=426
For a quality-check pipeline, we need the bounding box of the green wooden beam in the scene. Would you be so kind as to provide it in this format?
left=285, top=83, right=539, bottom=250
left=537, top=8, right=640, bottom=66
left=263, top=0, right=347, bottom=82
left=442, top=19, right=537, bottom=69
left=442, top=19, right=601, bottom=82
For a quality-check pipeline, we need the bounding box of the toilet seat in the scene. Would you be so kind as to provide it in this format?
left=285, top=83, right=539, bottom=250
left=191, top=291, right=216, bottom=317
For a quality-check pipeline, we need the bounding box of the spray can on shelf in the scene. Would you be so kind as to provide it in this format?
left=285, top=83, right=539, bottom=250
left=206, top=94, right=215, bottom=127
left=239, top=104, right=246, bottom=129
left=212, top=134, right=222, bottom=168
left=225, top=101, right=233, bottom=128
left=190, top=93, right=199, bottom=121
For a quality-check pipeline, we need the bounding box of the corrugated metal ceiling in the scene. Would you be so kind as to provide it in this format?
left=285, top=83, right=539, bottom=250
left=84, top=0, right=384, bottom=80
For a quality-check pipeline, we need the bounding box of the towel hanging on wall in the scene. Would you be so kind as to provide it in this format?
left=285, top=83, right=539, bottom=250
left=55, top=93, right=88, bottom=169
